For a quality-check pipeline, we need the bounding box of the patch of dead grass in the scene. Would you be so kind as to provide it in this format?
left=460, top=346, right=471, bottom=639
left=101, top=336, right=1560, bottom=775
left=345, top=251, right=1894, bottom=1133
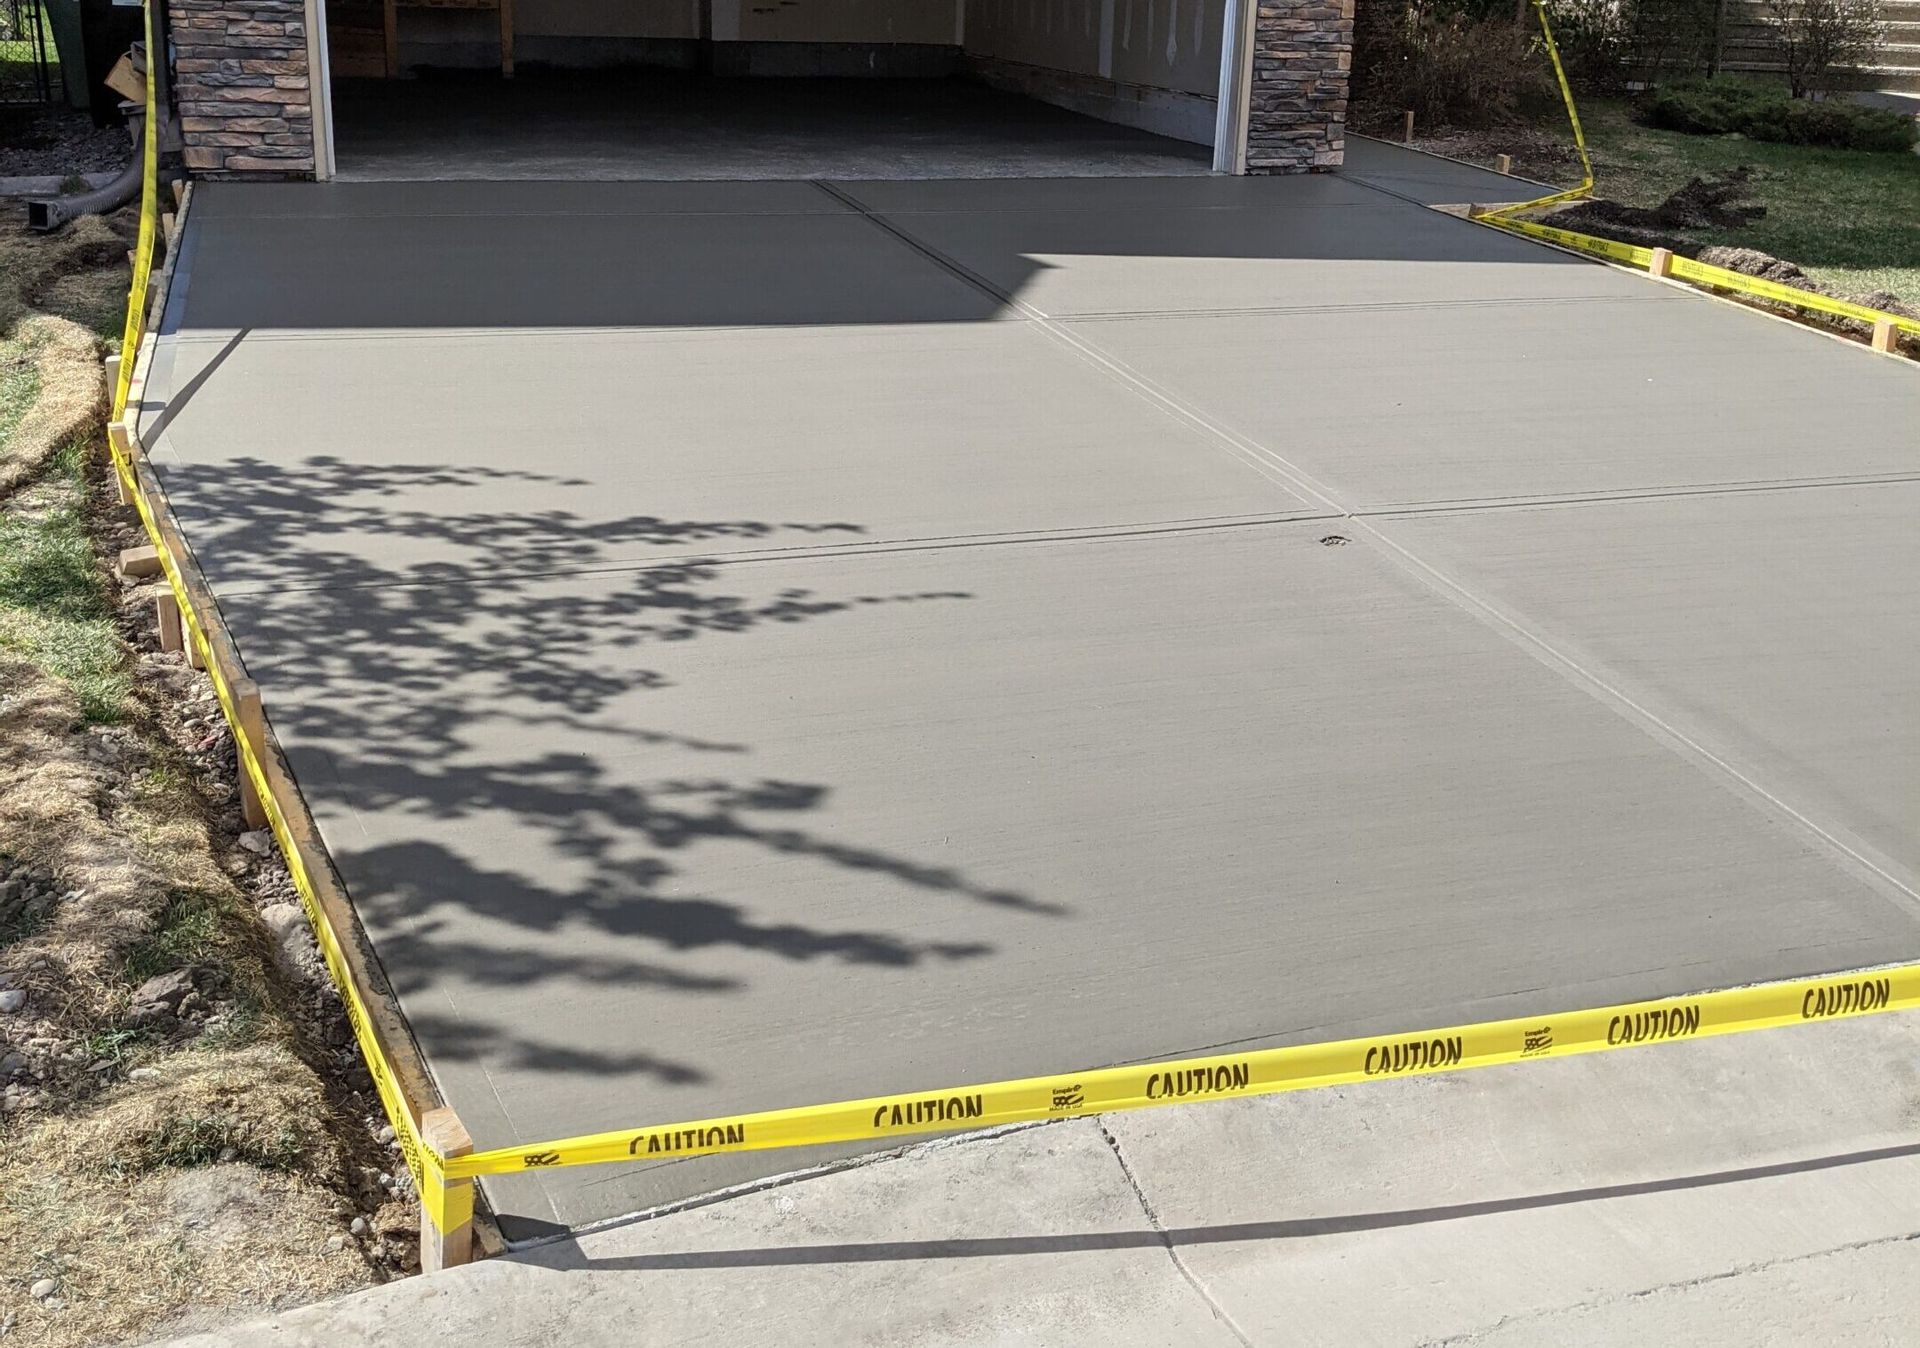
left=0, top=213, right=134, bottom=343
left=0, top=316, right=103, bottom=500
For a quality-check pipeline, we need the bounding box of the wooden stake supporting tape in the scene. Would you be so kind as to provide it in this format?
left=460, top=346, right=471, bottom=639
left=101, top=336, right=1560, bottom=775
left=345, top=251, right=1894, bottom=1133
left=1648, top=247, right=1675, bottom=279
left=420, top=1109, right=475, bottom=1272
left=156, top=590, right=183, bottom=653
left=108, top=420, right=139, bottom=461
left=118, top=544, right=162, bottom=579
left=1871, top=318, right=1897, bottom=353
left=232, top=677, right=268, bottom=830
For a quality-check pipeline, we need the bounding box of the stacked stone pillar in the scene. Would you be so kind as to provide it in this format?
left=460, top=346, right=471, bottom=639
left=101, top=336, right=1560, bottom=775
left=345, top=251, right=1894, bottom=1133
left=171, top=0, right=315, bottom=177
left=1246, top=0, right=1353, bottom=173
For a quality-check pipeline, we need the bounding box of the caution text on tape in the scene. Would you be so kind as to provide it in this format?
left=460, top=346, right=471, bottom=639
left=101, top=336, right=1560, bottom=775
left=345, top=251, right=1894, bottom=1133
left=446, top=962, right=1920, bottom=1180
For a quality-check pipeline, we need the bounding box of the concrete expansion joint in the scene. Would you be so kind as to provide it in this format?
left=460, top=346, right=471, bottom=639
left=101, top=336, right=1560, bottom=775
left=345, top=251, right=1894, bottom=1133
left=1421, top=1228, right=1920, bottom=1346
left=1096, top=1120, right=1253, bottom=1347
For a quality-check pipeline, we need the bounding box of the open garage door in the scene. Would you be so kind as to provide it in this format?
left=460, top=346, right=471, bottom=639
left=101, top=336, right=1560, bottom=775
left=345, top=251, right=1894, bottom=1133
left=315, top=0, right=1254, bottom=180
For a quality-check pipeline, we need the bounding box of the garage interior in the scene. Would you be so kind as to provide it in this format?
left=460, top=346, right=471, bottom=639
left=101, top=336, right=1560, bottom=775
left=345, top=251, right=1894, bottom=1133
left=319, top=0, right=1233, bottom=179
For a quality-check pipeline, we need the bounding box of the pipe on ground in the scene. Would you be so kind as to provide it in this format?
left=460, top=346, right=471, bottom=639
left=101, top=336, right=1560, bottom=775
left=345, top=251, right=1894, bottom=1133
left=28, top=44, right=183, bottom=233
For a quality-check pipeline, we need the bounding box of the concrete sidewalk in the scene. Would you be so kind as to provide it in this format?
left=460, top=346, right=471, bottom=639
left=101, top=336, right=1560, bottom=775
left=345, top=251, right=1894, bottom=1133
left=159, top=1010, right=1920, bottom=1346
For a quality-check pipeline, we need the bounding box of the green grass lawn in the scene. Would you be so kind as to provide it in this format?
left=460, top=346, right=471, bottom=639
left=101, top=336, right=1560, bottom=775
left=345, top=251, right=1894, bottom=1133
left=1559, top=99, right=1920, bottom=298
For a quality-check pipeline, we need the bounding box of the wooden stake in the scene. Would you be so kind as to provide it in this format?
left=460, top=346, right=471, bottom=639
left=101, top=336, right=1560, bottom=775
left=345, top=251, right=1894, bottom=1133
left=419, top=1109, right=475, bottom=1272
left=233, top=677, right=268, bottom=830
left=1403, top=110, right=1415, bottom=144
left=186, top=630, right=205, bottom=670
left=118, top=544, right=162, bottom=579
left=156, top=591, right=183, bottom=653
left=1494, top=153, right=1513, bottom=175
left=1871, top=318, right=1897, bottom=353
left=1649, top=247, right=1675, bottom=279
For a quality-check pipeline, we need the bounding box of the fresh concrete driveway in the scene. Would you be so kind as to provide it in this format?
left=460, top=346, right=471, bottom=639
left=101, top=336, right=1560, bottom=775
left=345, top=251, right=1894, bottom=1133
left=140, top=160, right=1920, bottom=1240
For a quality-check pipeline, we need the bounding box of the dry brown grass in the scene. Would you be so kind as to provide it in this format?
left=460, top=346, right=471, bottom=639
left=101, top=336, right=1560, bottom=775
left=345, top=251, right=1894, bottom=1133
left=0, top=660, right=372, bottom=1346
left=0, top=317, right=103, bottom=500
left=0, top=213, right=133, bottom=343
left=0, top=214, right=384, bottom=1340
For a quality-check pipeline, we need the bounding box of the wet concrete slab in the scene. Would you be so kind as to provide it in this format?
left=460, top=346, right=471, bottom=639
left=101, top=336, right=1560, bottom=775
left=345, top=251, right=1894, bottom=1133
left=1389, top=482, right=1920, bottom=887
left=217, top=522, right=1917, bottom=1232
left=144, top=172, right=1920, bottom=1238
left=146, top=318, right=1322, bottom=593
left=832, top=178, right=1635, bottom=316
left=1068, top=298, right=1920, bottom=508
left=1339, top=134, right=1553, bottom=207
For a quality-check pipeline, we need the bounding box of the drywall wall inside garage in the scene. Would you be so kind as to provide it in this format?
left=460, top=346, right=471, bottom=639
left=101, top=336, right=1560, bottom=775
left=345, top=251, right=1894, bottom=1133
left=963, top=0, right=1225, bottom=144
left=517, top=0, right=698, bottom=39
left=727, top=0, right=960, bottom=44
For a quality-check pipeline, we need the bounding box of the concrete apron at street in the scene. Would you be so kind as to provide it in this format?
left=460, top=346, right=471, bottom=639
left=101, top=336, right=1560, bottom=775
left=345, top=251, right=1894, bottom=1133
left=135, top=146, right=1920, bottom=1240
left=162, top=1008, right=1920, bottom=1345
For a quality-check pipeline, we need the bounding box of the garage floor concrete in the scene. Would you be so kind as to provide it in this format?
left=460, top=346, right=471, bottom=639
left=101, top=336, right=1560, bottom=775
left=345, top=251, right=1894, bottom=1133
left=141, top=155, right=1920, bottom=1240
left=330, top=73, right=1213, bottom=181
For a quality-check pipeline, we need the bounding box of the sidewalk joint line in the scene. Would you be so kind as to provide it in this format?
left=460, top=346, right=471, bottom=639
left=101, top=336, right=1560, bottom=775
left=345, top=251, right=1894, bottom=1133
left=1098, top=1119, right=1254, bottom=1348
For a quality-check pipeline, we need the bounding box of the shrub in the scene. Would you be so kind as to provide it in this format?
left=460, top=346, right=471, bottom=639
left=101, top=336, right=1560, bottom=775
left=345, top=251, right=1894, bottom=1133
left=1645, top=75, right=1918, bottom=149
left=1764, top=0, right=1884, bottom=98
left=1646, top=75, right=1789, bottom=133
left=1755, top=97, right=1919, bottom=148
left=1353, top=0, right=1554, bottom=128
left=1548, top=0, right=1637, bottom=94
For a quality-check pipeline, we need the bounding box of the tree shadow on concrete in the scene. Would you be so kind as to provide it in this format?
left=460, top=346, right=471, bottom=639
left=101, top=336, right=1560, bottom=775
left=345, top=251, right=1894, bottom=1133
left=156, top=454, right=1064, bottom=1096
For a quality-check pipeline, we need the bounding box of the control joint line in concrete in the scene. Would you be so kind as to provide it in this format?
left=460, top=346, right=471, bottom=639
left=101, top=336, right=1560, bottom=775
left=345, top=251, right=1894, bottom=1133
left=218, top=511, right=1344, bottom=599
left=823, top=180, right=1920, bottom=917
left=1058, top=292, right=1659, bottom=323
left=1355, top=470, right=1920, bottom=519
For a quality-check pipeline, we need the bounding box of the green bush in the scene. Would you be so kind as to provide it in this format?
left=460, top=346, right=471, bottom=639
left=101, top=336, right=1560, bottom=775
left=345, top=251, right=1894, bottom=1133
left=1353, top=0, right=1555, bottom=128
left=1762, top=99, right=1918, bottom=150
left=1645, top=76, right=1918, bottom=150
left=1547, top=0, right=1636, bottom=94
left=1646, top=76, right=1785, bottom=134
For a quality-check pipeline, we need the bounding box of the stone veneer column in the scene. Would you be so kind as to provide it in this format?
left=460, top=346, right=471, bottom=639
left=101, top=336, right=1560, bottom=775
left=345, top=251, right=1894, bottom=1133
left=172, top=0, right=316, bottom=177
left=1245, top=0, right=1353, bottom=173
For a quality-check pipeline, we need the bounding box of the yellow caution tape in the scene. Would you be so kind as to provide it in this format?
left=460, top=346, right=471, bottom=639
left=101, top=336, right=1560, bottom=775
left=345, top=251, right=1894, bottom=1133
left=1476, top=214, right=1653, bottom=267
left=445, top=962, right=1920, bottom=1180
left=1478, top=0, right=1595, bottom=221
left=1465, top=0, right=1916, bottom=346
left=111, top=0, right=159, bottom=423
left=104, top=1, right=463, bottom=1233
left=105, top=442, right=460, bottom=1226
left=1667, top=254, right=1920, bottom=335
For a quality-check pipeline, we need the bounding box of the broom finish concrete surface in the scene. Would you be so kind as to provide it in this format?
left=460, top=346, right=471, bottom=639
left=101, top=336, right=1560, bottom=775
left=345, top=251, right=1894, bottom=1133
left=135, top=142, right=1920, bottom=1260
